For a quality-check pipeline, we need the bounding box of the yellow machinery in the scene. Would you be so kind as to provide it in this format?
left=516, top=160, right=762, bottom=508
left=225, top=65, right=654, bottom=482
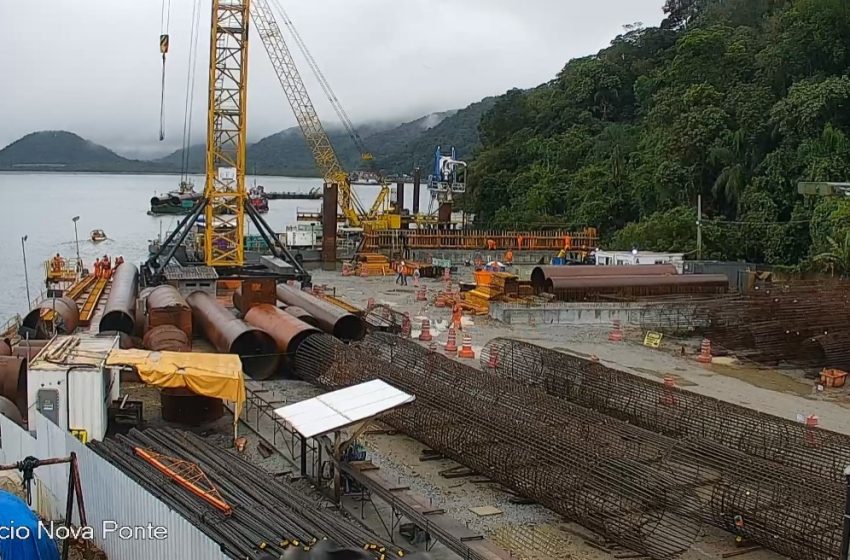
left=203, top=0, right=250, bottom=267
left=250, top=0, right=397, bottom=230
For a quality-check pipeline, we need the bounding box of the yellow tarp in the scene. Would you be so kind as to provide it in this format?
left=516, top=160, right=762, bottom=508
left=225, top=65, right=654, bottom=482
left=106, top=349, right=246, bottom=408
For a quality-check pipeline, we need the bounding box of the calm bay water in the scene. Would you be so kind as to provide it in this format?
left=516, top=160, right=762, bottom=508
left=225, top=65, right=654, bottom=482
left=0, top=172, right=431, bottom=321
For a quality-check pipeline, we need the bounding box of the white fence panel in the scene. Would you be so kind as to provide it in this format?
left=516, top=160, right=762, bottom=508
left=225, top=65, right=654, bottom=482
left=0, top=413, right=228, bottom=560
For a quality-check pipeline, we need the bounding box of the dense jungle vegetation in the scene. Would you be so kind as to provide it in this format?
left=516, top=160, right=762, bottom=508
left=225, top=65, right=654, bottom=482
left=467, top=0, right=850, bottom=270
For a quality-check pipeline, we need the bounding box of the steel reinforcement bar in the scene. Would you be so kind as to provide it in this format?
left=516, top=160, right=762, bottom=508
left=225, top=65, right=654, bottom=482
left=293, top=334, right=700, bottom=559
left=481, top=337, right=850, bottom=483
left=293, top=333, right=845, bottom=560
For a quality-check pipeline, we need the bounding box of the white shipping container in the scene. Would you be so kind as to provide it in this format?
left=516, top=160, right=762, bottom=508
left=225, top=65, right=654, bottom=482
left=26, top=335, right=120, bottom=442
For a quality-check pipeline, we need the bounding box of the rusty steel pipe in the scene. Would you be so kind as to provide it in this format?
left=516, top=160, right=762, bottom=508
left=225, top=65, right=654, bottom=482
left=100, top=263, right=139, bottom=335
left=531, top=264, right=678, bottom=292
left=187, top=291, right=278, bottom=379
left=0, top=396, right=23, bottom=425
left=281, top=304, right=320, bottom=328
left=145, top=284, right=191, bottom=339
left=22, top=296, right=80, bottom=338
left=12, top=339, right=48, bottom=361
left=233, top=288, right=246, bottom=315
left=546, top=273, right=729, bottom=291
left=143, top=325, right=191, bottom=352
left=276, top=284, right=364, bottom=341
left=0, top=340, right=10, bottom=356
left=0, top=356, right=27, bottom=420
left=244, top=304, right=321, bottom=374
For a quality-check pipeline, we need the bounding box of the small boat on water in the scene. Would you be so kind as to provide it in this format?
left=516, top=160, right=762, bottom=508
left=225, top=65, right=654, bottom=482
left=90, top=229, right=107, bottom=242
left=249, top=185, right=270, bottom=213
left=149, top=181, right=202, bottom=215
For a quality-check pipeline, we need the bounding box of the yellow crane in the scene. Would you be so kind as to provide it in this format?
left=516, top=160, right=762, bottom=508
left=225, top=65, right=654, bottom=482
left=250, top=0, right=397, bottom=229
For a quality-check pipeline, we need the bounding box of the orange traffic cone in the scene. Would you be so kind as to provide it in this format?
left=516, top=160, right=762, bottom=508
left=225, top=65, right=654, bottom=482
left=458, top=333, right=475, bottom=359
left=401, top=313, right=411, bottom=338
left=416, top=286, right=427, bottom=302
left=660, top=376, right=677, bottom=406
left=486, top=346, right=500, bottom=368
left=342, top=263, right=352, bottom=277
left=804, top=414, right=820, bottom=447
left=445, top=327, right=458, bottom=354
left=366, top=298, right=376, bottom=311
left=418, top=318, right=433, bottom=342
left=697, top=339, right=713, bottom=363
left=359, top=264, right=368, bottom=277
left=608, top=320, right=623, bottom=342
left=442, top=267, right=451, bottom=281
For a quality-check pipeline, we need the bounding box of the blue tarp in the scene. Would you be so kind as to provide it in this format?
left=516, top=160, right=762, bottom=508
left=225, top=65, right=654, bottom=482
left=0, top=490, right=60, bottom=560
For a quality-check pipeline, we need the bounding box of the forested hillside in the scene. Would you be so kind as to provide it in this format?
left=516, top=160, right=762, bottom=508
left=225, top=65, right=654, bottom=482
left=468, top=0, right=850, bottom=267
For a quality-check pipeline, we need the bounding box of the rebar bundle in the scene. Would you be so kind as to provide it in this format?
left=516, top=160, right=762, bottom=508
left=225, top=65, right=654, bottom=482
left=294, top=334, right=701, bottom=559
left=293, top=333, right=846, bottom=560
left=91, top=428, right=401, bottom=560
left=482, top=337, right=850, bottom=484
left=703, top=280, right=850, bottom=369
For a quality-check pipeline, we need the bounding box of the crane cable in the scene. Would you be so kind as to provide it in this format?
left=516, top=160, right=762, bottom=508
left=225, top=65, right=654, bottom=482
left=158, top=0, right=172, bottom=141
left=179, top=0, right=203, bottom=181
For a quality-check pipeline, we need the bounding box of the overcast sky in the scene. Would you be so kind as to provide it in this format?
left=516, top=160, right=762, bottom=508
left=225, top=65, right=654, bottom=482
left=2, top=0, right=664, bottom=158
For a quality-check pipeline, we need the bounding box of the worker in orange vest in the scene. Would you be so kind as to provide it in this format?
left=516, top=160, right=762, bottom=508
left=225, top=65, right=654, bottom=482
left=101, top=255, right=112, bottom=279
left=114, top=255, right=124, bottom=268
left=516, top=235, right=524, bottom=250
left=564, top=235, right=573, bottom=249
left=505, top=249, right=514, bottom=265
left=452, top=302, right=463, bottom=331
left=51, top=254, right=63, bottom=273
left=93, top=259, right=101, bottom=279
left=486, top=238, right=496, bottom=251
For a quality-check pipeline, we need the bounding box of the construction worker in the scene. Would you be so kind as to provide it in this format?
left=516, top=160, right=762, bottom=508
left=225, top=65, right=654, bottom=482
left=505, top=249, right=514, bottom=266
left=486, top=238, right=496, bottom=251
left=93, top=259, right=101, bottom=279
left=564, top=234, right=572, bottom=249
left=114, top=255, right=124, bottom=268
left=395, top=261, right=407, bottom=286
left=452, top=302, right=463, bottom=331
left=101, top=255, right=111, bottom=279
left=50, top=254, right=63, bottom=273
left=516, top=235, right=524, bottom=250
left=413, top=267, right=421, bottom=287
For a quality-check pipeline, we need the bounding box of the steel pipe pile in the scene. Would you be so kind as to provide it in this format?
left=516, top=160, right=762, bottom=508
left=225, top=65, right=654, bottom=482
left=276, top=284, right=365, bottom=341
left=546, top=274, right=729, bottom=301
left=244, top=304, right=321, bottom=374
left=482, top=338, right=850, bottom=483
left=294, top=335, right=702, bottom=559
left=187, top=291, right=278, bottom=379
left=99, top=263, right=139, bottom=335
left=91, top=428, right=401, bottom=560
left=531, top=264, right=678, bottom=292
left=145, top=284, right=192, bottom=340
left=299, top=333, right=845, bottom=560
left=22, top=296, right=80, bottom=338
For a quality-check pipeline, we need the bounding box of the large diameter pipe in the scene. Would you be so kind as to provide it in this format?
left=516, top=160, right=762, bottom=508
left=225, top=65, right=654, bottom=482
left=0, top=356, right=27, bottom=420
left=244, top=304, right=321, bottom=374
left=187, top=291, right=278, bottom=380
left=22, top=296, right=80, bottom=338
left=546, top=273, right=729, bottom=292
left=531, top=264, right=678, bottom=291
left=0, top=396, right=23, bottom=426
left=276, top=284, right=364, bottom=341
left=100, top=263, right=139, bottom=335
left=281, top=305, right=320, bottom=328
left=146, top=284, right=192, bottom=339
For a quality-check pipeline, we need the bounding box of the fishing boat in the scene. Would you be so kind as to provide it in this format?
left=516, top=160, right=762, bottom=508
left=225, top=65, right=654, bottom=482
left=149, top=181, right=203, bottom=215
left=90, top=229, right=107, bottom=242
left=249, top=185, right=270, bottom=213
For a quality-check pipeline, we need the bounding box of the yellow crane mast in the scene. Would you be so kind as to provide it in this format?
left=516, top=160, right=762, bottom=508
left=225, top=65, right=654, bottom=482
left=204, top=0, right=250, bottom=266
left=250, top=0, right=395, bottom=229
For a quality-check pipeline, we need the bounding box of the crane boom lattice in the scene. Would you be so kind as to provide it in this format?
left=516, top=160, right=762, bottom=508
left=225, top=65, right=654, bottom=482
left=250, top=0, right=369, bottom=226
left=204, top=0, right=250, bottom=266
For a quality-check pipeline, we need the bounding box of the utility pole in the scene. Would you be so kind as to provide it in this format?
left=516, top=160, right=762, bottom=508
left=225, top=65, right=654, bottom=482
left=696, top=194, right=703, bottom=261
left=21, top=235, right=31, bottom=308
left=72, top=216, right=81, bottom=274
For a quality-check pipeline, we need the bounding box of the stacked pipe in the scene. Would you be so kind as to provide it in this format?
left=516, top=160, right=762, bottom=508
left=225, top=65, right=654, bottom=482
left=295, top=333, right=846, bottom=560
left=100, top=263, right=139, bottom=335
left=144, top=284, right=192, bottom=351
left=187, top=291, right=278, bottom=379
left=90, top=428, right=402, bottom=560
left=482, top=338, right=850, bottom=483
left=243, top=304, right=321, bottom=375
left=21, top=296, right=80, bottom=338
left=276, top=284, right=365, bottom=341
left=294, top=335, right=701, bottom=559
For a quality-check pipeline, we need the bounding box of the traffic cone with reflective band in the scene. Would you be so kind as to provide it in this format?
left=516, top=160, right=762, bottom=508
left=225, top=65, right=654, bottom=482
left=445, top=327, right=458, bottom=354
left=486, top=346, right=500, bottom=368
left=418, top=318, right=433, bottom=342
left=366, top=298, right=376, bottom=311
left=359, top=264, right=368, bottom=277
left=444, top=279, right=452, bottom=294
left=608, top=320, right=623, bottom=342
left=401, top=313, right=411, bottom=338
left=804, top=414, right=819, bottom=447
left=416, top=286, right=427, bottom=302
left=697, top=339, right=713, bottom=363
left=660, top=376, right=677, bottom=406
left=458, top=333, right=475, bottom=359
left=442, top=267, right=451, bottom=281
left=342, top=263, right=352, bottom=277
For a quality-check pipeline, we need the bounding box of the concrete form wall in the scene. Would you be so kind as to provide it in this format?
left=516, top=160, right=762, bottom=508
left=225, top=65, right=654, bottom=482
left=491, top=302, right=658, bottom=326
left=0, top=413, right=227, bottom=560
